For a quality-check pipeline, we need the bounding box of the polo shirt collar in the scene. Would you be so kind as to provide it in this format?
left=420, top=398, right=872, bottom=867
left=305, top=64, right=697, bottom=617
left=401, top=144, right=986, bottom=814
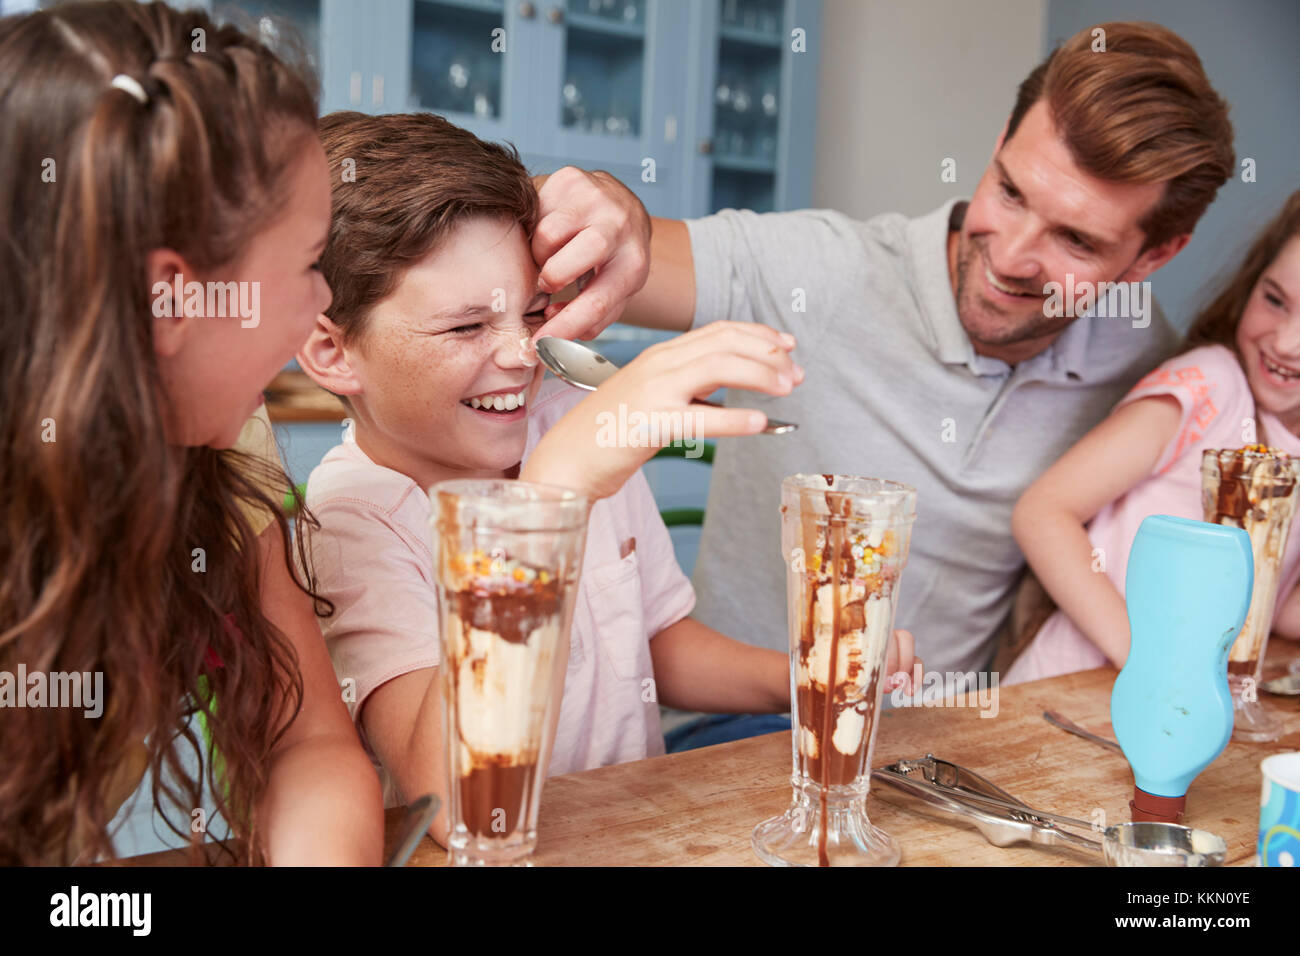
left=907, top=198, right=1092, bottom=382
left=908, top=198, right=974, bottom=368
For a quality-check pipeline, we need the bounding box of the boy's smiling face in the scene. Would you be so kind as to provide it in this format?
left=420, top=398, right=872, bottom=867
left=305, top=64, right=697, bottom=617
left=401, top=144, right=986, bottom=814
left=341, top=216, right=550, bottom=485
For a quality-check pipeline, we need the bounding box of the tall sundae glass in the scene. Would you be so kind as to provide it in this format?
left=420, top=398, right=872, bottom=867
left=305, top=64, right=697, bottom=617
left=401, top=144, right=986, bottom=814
left=753, top=474, right=916, bottom=866
left=430, top=479, right=589, bottom=865
left=1201, top=446, right=1300, bottom=742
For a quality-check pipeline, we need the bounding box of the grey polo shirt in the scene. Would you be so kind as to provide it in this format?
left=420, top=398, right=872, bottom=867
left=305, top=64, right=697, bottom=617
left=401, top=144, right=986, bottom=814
left=685, top=199, right=1180, bottom=677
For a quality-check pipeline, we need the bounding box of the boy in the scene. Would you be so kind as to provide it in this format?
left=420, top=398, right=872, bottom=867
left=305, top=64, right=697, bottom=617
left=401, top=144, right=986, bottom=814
left=296, top=111, right=910, bottom=844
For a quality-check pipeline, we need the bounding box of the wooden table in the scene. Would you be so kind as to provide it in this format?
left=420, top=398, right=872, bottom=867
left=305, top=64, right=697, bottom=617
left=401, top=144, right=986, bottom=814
left=124, top=642, right=1300, bottom=866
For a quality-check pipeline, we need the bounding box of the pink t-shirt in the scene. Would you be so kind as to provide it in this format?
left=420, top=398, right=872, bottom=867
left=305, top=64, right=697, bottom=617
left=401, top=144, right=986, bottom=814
left=303, top=378, right=695, bottom=805
left=1006, top=345, right=1300, bottom=685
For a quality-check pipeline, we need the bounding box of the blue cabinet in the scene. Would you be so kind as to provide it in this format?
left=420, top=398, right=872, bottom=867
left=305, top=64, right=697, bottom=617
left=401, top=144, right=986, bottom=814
left=685, top=0, right=820, bottom=215
left=214, top=0, right=820, bottom=218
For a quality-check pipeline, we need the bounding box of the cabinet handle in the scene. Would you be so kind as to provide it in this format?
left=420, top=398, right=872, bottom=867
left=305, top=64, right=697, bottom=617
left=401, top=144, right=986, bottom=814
left=698, top=138, right=714, bottom=155
left=546, top=5, right=564, bottom=23
left=518, top=1, right=535, bottom=17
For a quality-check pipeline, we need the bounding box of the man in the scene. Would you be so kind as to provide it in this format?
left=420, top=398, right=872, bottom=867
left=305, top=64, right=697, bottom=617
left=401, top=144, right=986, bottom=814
left=534, top=22, right=1235, bottom=690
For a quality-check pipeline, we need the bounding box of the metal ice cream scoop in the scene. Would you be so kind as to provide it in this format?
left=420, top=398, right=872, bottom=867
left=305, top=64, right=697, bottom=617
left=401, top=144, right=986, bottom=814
left=534, top=336, right=798, bottom=435
left=873, top=755, right=1227, bottom=866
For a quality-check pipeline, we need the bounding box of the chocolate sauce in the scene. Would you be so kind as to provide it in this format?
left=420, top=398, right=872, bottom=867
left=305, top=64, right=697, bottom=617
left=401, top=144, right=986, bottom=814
left=1227, top=659, right=1256, bottom=676
left=1207, top=449, right=1298, bottom=528
left=448, top=578, right=563, bottom=644
left=458, top=759, right=537, bottom=838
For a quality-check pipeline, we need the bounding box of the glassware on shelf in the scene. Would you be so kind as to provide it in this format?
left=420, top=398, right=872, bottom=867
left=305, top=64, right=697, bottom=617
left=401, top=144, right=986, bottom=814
left=573, top=0, right=643, bottom=23
left=715, top=77, right=731, bottom=107
left=560, top=14, right=643, bottom=136
left=731, top=81, right=752, bottom=116
left=561, top=79, right=585, bottom=128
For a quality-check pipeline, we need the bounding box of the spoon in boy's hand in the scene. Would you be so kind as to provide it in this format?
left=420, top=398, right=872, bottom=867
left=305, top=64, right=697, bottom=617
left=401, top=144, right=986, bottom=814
left=534, top=336, right=798, bottom=435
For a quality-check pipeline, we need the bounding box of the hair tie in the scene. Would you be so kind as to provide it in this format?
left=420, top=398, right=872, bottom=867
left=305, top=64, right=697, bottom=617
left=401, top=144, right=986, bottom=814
left=110, top=74, right=149, bottom=106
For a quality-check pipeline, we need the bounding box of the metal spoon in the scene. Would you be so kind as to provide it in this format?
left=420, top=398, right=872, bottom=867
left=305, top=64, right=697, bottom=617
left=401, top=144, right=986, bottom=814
left=384, top=793, right=440, bottom=867
left=534, top=336, right=797, bottom=435
left=1043, top=710, right=1123, bottom=753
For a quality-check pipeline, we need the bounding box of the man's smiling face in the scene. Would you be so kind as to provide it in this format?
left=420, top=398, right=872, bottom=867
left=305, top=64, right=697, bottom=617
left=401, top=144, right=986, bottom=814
left=949, top=99, right=1173, bottom=364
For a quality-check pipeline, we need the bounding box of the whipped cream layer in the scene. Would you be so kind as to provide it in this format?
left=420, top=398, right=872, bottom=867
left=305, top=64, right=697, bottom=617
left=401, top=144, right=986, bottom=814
left=446, top=612, right=561, bottom=765
left=441, top=549, right=568, bottom=767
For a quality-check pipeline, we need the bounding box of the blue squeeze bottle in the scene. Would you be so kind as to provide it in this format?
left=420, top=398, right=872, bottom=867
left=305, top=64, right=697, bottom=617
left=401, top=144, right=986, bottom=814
left=1111, top=515, right=1253, bottom=823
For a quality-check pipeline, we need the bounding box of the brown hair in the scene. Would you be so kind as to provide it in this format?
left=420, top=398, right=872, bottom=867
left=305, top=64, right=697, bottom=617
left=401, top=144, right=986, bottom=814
left=0, top=0, right=326, bottom=864
left=317, top=111, right=539, bottom=344
left=1182, top=190, right=1300, bottom=357
left=1006, top=21, right=1234, bottom=250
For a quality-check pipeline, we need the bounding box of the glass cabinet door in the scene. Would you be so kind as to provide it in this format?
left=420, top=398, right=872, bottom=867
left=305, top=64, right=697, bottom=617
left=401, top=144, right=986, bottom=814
left=407, top=0, right=514, bottom=138
left=201, top=0, right=371, bottom=115
left=685, top=0, right=819, bottom=216
left=556, top=0, right=647, bottom=143
left=527, top=0, right=660, bottom=165
left=710, top=0, right=783, bottom=212
left=222, top=0, right=322, bottom=62
left=523, top=0, right=690, bottom=219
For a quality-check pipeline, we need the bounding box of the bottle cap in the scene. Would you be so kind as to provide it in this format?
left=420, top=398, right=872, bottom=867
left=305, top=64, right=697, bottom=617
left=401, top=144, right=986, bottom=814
left=1129, top=786, right=1185, bottom=823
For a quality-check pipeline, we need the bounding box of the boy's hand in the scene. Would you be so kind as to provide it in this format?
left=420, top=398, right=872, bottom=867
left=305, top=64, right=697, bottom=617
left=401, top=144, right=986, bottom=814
left=520, top=321, right=802, bottom=501
left=530, top=167, right=650, bottom=342
left=882, top=629, right=922, bottom=695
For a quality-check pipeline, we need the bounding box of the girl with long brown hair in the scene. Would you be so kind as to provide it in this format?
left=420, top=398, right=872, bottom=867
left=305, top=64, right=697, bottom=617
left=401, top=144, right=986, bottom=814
left=1008, top=191, right=1300, bottom=683
left=0, top=0, right=384, bottom=864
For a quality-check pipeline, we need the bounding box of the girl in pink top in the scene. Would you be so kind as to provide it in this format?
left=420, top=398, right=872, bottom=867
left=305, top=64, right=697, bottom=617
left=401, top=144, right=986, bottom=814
left=295, top=112, right=917, bottom=841
left=1009, top=192, right=1300, bottom=684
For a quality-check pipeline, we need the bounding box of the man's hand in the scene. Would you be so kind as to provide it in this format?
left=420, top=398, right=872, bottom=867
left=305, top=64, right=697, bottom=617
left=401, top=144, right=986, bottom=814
left=531, top=167, right=651, bottom=341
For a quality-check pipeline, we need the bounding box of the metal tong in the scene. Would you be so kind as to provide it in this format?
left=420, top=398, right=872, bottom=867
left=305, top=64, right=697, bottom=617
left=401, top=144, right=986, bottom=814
left=872, top=754, right=1103, bottom=856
